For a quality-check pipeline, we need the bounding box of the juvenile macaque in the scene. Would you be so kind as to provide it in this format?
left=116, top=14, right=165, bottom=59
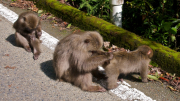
left=53, top=31, right=113, bottom=92
left=13, top=11, right=42, bottom=39
left=13, top=12, right=42, bottom=60
left=15, top=31, right=41, bottom=60
left=103, top=45, right=153, bottom=90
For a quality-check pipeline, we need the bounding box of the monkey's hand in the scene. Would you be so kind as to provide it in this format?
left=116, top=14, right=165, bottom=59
left=102, top=52, right=113, bottom=67
left=107, top=52, right=113, bottom=60
left=91, top=50, right=106, bottom=55
left=36, top=31, right=42, bottom=38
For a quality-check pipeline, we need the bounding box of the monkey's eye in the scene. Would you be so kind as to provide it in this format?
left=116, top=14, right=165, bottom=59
left=84, top=39, right=90, bottom=43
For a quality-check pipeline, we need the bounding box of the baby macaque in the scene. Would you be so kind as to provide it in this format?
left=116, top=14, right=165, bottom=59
left=103, top=45, right=153, bottom=90
left=13, top=12, right=42, bottom=60
left=13, top=11, right=42, bottom=39
left=53, top=31, right=113, bottom=92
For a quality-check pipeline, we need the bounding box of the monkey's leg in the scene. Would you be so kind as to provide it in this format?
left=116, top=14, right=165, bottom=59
left=35, top=24, right=42, bottom=39
left=15, top=32, right=31, bottom=52
left=140, top=65, right=148, bottom=83
left=30, top=38, right=41, bottom=60
left=105, top=66, right=119, bottom=90
left=75, top=73, right=106, bottom=92
left=53, top=57, right=69, bottom=81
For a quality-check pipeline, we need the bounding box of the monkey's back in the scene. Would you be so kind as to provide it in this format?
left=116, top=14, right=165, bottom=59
left=112, top=51, right=150, bottom=74
left=53, top=31, right=103, bottom=73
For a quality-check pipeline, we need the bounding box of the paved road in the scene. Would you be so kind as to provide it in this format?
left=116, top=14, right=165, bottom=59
left=0, top=2, right=180, bottom=101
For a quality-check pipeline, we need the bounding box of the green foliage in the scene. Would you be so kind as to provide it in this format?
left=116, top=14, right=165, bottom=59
left=71, top=0, right=111, bottom=21
left=122, top=0, right=180, bottom=48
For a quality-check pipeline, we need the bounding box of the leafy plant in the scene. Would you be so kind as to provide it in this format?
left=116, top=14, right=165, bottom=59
left=70, top=0, right=111, bottom=21
left=122, top=0, right=180, bottom=49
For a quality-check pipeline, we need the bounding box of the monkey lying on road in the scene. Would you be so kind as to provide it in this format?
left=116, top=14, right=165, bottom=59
left=103, top=45, right=153, bottom=90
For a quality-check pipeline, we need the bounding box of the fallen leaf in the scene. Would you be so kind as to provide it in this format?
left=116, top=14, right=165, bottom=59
left=168, top=86, right=176, bottom=91
left=4, top=66, right=16, bottom=69
left=66, top=24, right=71, bottom=28
left=8, top=84, right=12, bottom=88
left=147, top=75, right=159, bottom=80
left=159, top=77, right=169, bottom=82
left=3, top=54, right=9, bottom=56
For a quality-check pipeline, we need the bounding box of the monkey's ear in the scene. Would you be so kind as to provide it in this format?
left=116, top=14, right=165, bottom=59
left=84, top=39, right=90, bottom=43
left=147, top=50, right=151, bottom=55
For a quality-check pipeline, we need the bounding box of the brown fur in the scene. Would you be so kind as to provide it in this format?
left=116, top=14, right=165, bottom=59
left=29, top=32, right=42, bottom=60
left=13, top=11, right=42, bottom=39
left=13, top=12, right=42, bottom=60
left=103, top=45, right=153, bottom=90
left=15, top=31, right=41, bottom=60
left=53, top=31, right=113, bottom=92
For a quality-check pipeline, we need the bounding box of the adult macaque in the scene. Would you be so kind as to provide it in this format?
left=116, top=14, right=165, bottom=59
left=53, top=31, right=113, bottom=92
left=13, top=12, right=42, bottom=60
left=103, top=45, right=153, bottom=90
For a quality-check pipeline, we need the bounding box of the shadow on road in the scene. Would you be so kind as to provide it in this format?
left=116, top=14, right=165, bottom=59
left=119, top=73, right=143, bottom=82
left=6, top=34, right=16, bottom=46
left=40, top=60, right=57, bottom=80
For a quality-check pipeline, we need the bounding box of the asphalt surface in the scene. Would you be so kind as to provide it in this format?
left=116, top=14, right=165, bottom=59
left=0, top=2, right=180, bottom=101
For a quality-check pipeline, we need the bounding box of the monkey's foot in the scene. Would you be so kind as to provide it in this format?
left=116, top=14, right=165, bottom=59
left=97, top=86, right=107, bottom=92
left=142, top=79, right=148, bottom=83
left=118, top=78, right=124, bottom=82
left=58, top=79, right=64, bottom=82
left=33, top=53, right=40, bottom=60
left=108, top=83, right=118, bottom=90
left=86, top=86, right=106, bottom=92
left=25, top=47, right=31, bottom=52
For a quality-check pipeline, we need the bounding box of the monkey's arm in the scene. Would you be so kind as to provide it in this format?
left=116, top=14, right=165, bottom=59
left=91, top=50, right=108, bottom=55
left=79, top=53, right=113, bottom=72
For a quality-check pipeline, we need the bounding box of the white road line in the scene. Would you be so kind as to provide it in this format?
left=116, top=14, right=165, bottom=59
left=0, top=4, right=155, bottom=101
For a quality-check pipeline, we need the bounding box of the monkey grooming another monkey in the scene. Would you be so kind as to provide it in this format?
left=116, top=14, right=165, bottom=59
left=103, top=45, right=153, bottom=90
left=13, top=12, right=42, bottom=60
left=53, top=31, right=113, bottom=92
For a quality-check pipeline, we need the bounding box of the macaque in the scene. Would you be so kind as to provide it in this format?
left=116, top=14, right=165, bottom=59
left=15, top=31, right=41, bottom=60
left=13, top=12, right=42, bottom=60
left=13, top=11, right=42, bottom=39
left=103, top=45, right=153, bottom=90
left=53, top=31, right=113, bottom=92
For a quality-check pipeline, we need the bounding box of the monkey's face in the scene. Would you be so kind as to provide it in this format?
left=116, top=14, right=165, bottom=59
left=138, top=45, right=153, bottom=59
left=84, top=37, right=103, bottom=51
left=23, top=15, right=39, bottom=31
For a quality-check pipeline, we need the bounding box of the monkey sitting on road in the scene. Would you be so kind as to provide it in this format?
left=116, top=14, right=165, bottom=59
left=13, top=11, right=42, bottom=60
left=53, top=31, right=113, bottom=92
left=103, top=45, right=153, bottom=90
